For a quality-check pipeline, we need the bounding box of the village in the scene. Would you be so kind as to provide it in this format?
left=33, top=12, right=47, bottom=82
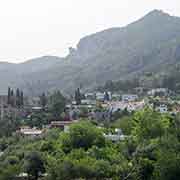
left=0, top=87, right=179, bottom=141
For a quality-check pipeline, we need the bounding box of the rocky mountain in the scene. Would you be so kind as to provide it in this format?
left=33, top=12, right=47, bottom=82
left=0, top=56, right=63, bottom=95
left=1, top=10, right=180, bottom=95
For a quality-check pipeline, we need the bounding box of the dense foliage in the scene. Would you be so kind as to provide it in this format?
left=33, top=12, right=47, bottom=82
left=0, top=90, right=66, bottom=138
left=1, top=108, right=180, bottom=179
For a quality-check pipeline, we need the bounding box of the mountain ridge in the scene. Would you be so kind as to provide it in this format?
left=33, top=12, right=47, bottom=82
left=0, top=10, right=180, bottom=95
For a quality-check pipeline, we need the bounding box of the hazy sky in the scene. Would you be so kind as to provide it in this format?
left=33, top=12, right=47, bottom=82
left=0, top=0, right=179, bottom=63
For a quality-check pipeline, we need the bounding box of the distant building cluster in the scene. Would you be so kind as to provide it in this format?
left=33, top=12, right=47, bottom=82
left=1, top=86, right=180, bottom=139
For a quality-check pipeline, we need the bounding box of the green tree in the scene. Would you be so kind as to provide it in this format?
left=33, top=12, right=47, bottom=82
left=16, top=88, right=21, bottom=108
left=0, top=165, right=20, bottom=180
left=112, top=116, right=132, bottom=135
left=40, top=92, right=47, bottom=110
left=153, top=150, right=180, bottom=180
left=132, top=108, right=170, bottom=142
left=0, top=116, right=20, bottom=137
left=104, top=91, right=110, bottom=101
left=10, top=89, right=14, bottom=106
left=75, top=88, right=81, bottom=105
left=49, top=91, right=66, bottom=119
left=24, top=151, right=45, bottom=180
left=7, top=87, right=11, bottom=105
left=60, top=121, right=105, bottom=152
left=20, top=91, right=24, bottom=107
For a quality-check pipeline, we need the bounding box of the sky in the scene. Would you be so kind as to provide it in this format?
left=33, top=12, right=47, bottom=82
left=0, top=0, right=179, bottom=63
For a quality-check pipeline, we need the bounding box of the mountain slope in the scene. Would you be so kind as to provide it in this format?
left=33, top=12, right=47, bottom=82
left=1, top=10, right=180, bottom=95
left=0, top=56, right=63, bottom=94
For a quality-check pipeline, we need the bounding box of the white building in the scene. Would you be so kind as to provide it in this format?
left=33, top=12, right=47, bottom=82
left=147, top=88, right=168, bottom=96
left=108, top=100, right=145, bottom=113
left=122, top=94, right=138, bottom=102
left=81, top=99, right=96, bottom=105
left=96, top=92, right=105, bottom=101
left=111, top=93, right=121, bottom=101
left=19, top=126, right=43, bottom=137
left=85, top=92, right=96, bottom=100
left=156, top=104, right=168, bottom=113
left=104, top=129, right=127, bottom=142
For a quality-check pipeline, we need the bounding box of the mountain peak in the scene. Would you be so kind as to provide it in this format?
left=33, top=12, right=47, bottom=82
left=146, top=9, right=170, bottom=17
left=132, top=9, right=174, bottom=27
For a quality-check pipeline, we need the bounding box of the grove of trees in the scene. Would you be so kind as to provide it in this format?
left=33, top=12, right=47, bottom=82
left=1, top=108, right=180, bottom=179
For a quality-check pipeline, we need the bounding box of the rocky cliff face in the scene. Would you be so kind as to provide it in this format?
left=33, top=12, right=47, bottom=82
left=1, top=10, right=180, bottom=95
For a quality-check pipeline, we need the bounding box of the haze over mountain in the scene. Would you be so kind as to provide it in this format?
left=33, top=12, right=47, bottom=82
left=1, top=10, right=180, bottom=95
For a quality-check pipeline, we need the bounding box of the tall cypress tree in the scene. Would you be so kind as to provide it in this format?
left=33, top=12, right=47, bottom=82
left=20, top=91, right=24, bottom=107
left=40, top=92, right=47, bottom=110
left=7, top=87, right=11, bottom=105
left=104, top=91, right=110, bottom=101
left=16, top=88, right=20, bottom=108
left=75, top=88, right=81, bottom=105
left=10, top=89, right=14, bottom=106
